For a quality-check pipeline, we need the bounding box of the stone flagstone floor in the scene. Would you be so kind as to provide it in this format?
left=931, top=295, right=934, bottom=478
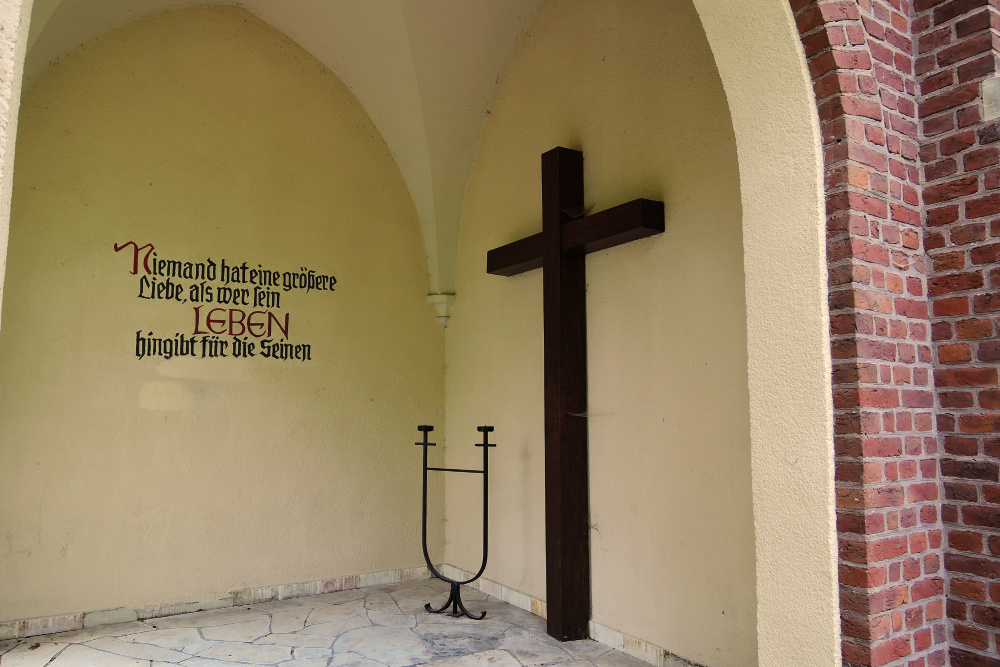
left=0, top=580, right=646, bottom=666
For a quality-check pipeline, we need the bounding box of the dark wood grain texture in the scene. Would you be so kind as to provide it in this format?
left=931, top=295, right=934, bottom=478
left=487, top=199, right=663, bottom=276
left=541, top=147, right=590, bottom=641
left=486, top=147, right=664, bottom=641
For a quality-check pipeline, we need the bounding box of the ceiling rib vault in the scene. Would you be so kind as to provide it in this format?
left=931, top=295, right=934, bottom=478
left=23, top=0, right=544, bottom=309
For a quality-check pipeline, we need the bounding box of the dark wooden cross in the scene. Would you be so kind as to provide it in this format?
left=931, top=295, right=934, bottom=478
left=486, top=147, right=664, bottom=641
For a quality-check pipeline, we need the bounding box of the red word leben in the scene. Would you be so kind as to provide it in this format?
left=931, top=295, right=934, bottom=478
left=192, top=306, right=289, bottom=339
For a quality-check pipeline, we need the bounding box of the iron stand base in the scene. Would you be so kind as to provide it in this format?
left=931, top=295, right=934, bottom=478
left=424, top=581, right=486, bottom=620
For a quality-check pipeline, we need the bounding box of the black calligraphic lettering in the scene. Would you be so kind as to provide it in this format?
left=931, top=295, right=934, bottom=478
left=190, top=282, right=214, bottom=303
left=260, top=339, right=312, bottom=362
left=139, top=276, right=184, bottom=301
left=135, top=331, right=199, bottom=360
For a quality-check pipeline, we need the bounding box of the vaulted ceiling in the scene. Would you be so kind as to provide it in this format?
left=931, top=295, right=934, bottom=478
left=24, top=0, right=544, bottom=297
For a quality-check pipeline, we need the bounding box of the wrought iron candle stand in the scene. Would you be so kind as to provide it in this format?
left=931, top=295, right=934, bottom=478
left=415, top=424, right=495, bottom=620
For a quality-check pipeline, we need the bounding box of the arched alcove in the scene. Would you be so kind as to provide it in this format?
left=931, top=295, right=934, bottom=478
left=0, top=2, right=838, bottom=665
left=443, top=1, right=836, bottom=666
left=0, top=4, right=444, bottom=619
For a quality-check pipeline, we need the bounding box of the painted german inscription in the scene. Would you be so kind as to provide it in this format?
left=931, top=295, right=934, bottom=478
left=114, top=241, right=337, bottom=362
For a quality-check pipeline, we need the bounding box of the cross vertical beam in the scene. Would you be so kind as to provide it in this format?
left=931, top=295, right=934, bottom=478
left=486, top=147, right=663, bottom=642
left=542, top=147, right=590, bottom=641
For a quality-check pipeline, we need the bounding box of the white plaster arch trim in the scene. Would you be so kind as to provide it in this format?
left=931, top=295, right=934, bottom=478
left=0, top=0, right=31, bottom=337
left=19, top=0, right=542, bottom=298
left=689, top=1, right=839, bottom=665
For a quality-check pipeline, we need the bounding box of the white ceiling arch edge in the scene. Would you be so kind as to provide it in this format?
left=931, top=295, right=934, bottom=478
left=24, top=0, right=543, bottom=305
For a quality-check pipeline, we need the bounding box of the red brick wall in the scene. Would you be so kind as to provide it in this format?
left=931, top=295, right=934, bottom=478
left=914, top=0, right=1000, bottom=664
left=794, top=1, right=948, bottom=665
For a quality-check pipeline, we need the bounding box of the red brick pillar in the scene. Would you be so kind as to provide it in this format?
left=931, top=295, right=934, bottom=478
left=915, top=0, right=1000, bottom=664
left=793, top=1, right=948, bottom=665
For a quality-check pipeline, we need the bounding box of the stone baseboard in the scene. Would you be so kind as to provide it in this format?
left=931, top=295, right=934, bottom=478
left=1, top=563, right=704, bottom=667
left=0, top=565, right=432, bottom=641
left=589, top=621, right=709, bottom=667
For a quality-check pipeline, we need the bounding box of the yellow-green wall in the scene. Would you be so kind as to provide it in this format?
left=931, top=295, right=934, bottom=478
left=0, top=5, right=444, bottom=622
left=443, top=1, right=755, bottom=665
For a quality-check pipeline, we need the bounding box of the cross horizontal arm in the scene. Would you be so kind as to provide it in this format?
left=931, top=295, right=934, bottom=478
left=486, top=198, right=664, bottom=276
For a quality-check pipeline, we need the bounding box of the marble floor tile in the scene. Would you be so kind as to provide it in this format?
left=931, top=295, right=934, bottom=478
left=253, top=633, right=334, bottom=648
left=0, top=641, right=66, bottom=666
left=307, top=590, right=366, bottom=606
left=414, top=621, right=510, bottom=660
left=267, top=608, right=311, bottom=634
left=170, top=659, right=258, bottom=667
left=146, top=607, right=268, bottom=630
left=368, top=611, right=417, bottom=628
left=425, top=579, right=452, bottom=593
left=364, top=593, right=402, bottom=614
left=596, top=651, right=650, bottom=667
left=83, top=636, right=189, bottom=662
left=118, top=626, right=200, bottom=649
left=31, top=622, right=154, bottom=645
left=200, top=619, right=271, bottom=643
left=455, top=588, right=488, bottom=602
left=427, top=649, right=522, bottom=667
left=293, top=646, right=338, bottom=660
left=328, top=652, right=390, bottom=667
left=195, top=640, right=292, bottom=664
left=334, top=626, right=433, bottom=667
left=47, top=644, right=147, bottom=666
left=3, top=581, right=650, bottom=666
left=498, top=629, right=572, bottom=666
left=299, top=614, right=371, bottom=638
left=118, top=626, right=217, bottom=654
left=390, top=585, right=444, bottom=615
left=563, top=639, right=614, bottom=662
left=306, top=601, right=367, bottom=626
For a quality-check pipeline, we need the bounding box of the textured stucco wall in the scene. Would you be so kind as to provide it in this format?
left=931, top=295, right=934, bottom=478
left=690, top=0, right=839, bottom=665
left=0, top=5, right=444, bottom=622
left=445, top=0, right=838, bottom=665
left=0, top=0, right=31, bottom=335
left=443, top=2, right=755, bottom=665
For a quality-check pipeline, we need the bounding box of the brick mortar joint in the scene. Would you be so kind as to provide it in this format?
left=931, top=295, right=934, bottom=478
left=823, top=157, right=921, bottom=172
